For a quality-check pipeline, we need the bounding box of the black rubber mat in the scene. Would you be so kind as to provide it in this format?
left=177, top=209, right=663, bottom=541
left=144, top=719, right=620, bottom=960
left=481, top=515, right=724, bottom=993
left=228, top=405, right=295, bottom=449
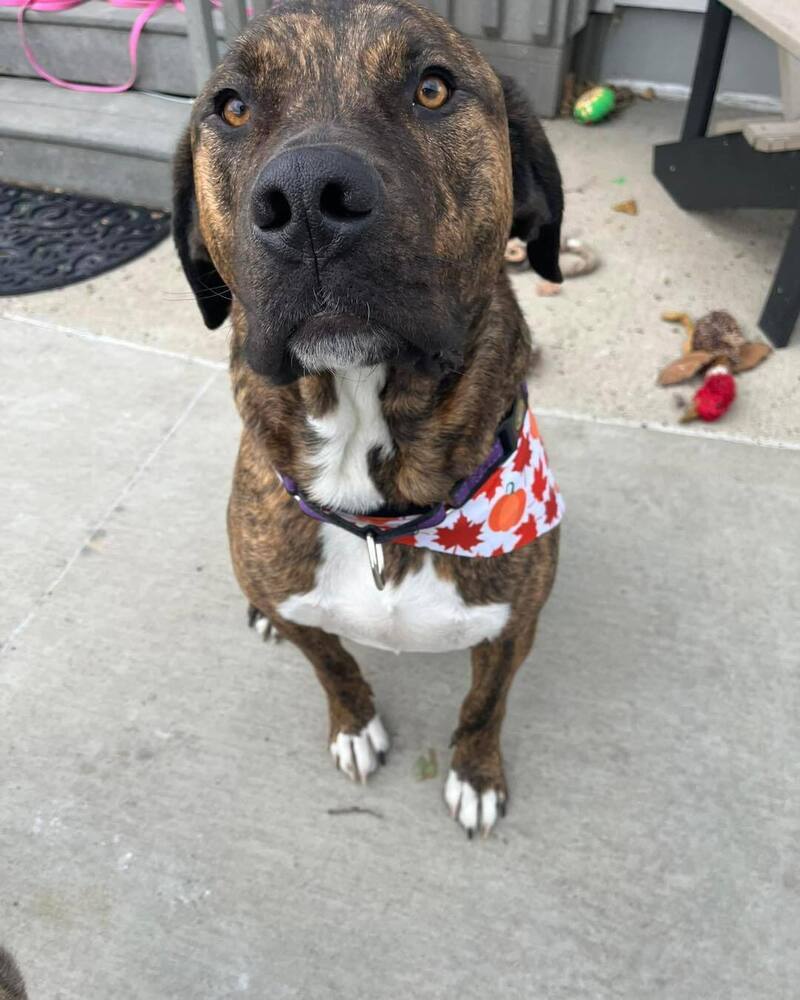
left=0, top=183, right=170, bottom=295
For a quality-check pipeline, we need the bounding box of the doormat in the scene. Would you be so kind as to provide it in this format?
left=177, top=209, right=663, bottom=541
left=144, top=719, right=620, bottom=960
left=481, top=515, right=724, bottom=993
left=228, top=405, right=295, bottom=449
left=0, top=183, right=170, bottom=295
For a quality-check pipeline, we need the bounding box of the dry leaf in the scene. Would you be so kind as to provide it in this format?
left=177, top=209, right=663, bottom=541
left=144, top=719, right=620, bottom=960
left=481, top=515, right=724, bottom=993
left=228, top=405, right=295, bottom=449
left=657, top=351, right=713, bottom=386
left=613, top=199, right=638, bottom=215
left=735, top=341, right=772, bottom=373
left=413, top=749, right=438, bottom=781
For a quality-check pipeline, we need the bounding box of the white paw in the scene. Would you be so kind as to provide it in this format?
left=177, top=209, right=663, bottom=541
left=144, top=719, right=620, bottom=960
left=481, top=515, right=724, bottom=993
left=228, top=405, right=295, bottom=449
left=330, top=715, right=390, bottom=784
left=249, top=609, right=281, bottom=642
left=444, top=769, right=505, bottom=838
left=248, top=606, right=277, bottom=641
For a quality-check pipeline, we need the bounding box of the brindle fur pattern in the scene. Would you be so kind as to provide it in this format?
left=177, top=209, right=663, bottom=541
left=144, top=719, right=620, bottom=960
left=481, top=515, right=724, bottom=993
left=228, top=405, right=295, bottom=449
left=0, top=949, right=27, bottom=1000
left=173, top=0, right=563, bottom=828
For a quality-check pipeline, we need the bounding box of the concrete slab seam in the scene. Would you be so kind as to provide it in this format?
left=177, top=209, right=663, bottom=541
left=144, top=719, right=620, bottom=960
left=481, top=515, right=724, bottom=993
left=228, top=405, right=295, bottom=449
left=6, top=313, right=795, bottom=452
left=0, top=370, right=220, bottom=657
left=1, top=311, right=229, bottom=372
left=535, top=406, right=800, bottom=452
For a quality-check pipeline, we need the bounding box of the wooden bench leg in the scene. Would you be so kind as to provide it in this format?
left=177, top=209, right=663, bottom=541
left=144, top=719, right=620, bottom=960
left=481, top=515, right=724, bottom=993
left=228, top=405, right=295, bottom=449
left=759, top=210, right=800, bottom=348
left=682, top=0, right=732, bottom=141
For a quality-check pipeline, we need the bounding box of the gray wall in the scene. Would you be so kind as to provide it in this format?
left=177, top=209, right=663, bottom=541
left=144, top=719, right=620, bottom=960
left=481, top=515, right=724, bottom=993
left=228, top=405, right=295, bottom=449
left=588, top=7, right=780, bottom=101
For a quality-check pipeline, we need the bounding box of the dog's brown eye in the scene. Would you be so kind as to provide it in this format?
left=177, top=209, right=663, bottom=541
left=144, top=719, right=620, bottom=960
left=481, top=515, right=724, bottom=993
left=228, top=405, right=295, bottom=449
left=222, top=95, right=250, bottom=128
left=415, top=75, right=450, bottom=110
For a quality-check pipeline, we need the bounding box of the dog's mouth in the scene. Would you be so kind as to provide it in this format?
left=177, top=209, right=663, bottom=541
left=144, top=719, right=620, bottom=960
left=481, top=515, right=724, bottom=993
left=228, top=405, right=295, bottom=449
left=241, top=274, right=466, bottom=382
left=287, top=312, right=407, bottom=372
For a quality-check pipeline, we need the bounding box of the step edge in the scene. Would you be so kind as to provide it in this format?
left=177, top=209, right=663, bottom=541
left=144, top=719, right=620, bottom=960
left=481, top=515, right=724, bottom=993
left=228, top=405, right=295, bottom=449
left=0, top=4, right=224, bottom=37
left=0, top=77, right=192, bottom=120
left=0, top=124, right=176, bottom=162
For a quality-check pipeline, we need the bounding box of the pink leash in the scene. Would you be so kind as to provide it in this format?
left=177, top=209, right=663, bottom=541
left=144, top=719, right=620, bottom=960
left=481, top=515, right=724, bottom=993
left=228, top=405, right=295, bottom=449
left=0, top=0, right=237, bottom=94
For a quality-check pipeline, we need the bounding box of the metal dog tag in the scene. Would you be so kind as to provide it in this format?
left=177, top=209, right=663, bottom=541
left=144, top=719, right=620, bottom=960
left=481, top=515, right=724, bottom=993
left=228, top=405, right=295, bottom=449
left=365, top=532, right=385, bottom=591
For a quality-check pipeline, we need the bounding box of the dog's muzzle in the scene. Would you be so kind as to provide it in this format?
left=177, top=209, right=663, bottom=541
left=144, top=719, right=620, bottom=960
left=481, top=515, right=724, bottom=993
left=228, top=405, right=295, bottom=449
left=251, top=145, right=384, bottom=264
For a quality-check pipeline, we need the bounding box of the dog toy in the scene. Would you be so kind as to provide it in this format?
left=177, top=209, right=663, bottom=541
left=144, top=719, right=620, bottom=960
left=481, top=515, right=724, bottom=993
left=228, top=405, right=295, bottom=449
left=573, top=86, right=616, bottom=124
left=659, top=310, right=771, bottom=423
left=680, top=365, right=737, bottom=423
left=559, top=237, right=599, bottom=278
left=504, top=239, right=527, bottom=268
left=504, top=237, right=600, bottom=280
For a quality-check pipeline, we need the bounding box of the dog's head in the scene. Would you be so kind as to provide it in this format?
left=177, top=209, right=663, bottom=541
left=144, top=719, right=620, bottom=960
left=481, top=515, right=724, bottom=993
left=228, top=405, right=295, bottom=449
left=173, top=0, right=562, bottom=383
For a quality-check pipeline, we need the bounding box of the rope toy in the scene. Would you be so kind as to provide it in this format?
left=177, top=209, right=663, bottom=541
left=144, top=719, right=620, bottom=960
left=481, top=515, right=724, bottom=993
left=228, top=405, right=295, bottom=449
left=504, top=237, right=600, bottom=279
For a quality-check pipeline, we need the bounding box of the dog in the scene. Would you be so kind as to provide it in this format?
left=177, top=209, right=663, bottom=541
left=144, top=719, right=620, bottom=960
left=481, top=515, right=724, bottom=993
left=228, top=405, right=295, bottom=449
left=0, top=949, right=27, bottom=1000
left=173, top=0, right=563, bottom=837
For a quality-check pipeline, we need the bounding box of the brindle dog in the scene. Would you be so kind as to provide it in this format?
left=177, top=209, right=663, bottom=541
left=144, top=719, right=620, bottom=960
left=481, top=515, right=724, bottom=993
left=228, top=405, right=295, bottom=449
left=173, top=0, right=563, bottom=837
left=0, top=949, right=27, bottom=1000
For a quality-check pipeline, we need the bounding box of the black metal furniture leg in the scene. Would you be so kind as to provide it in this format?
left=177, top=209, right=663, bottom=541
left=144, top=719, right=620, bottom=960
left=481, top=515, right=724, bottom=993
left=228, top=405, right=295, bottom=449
left=681, top=0, right=732, bottom=140
left=759, top=210, right=800, bottom=348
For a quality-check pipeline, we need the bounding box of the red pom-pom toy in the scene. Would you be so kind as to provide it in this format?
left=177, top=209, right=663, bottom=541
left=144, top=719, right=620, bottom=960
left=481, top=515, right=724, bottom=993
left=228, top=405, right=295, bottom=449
left=681, top=365, right=737, bottom=423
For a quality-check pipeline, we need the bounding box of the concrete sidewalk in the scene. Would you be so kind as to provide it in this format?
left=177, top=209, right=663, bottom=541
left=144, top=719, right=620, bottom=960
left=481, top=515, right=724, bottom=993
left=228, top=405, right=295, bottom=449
left=2, top=97, right=800, bottom=999
left=2, top=311, right=799, bottom=1000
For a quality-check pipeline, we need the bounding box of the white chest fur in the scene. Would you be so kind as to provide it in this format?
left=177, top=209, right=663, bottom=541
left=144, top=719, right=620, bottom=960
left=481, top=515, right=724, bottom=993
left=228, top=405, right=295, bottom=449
left=277, top=366, right=510, bottom=654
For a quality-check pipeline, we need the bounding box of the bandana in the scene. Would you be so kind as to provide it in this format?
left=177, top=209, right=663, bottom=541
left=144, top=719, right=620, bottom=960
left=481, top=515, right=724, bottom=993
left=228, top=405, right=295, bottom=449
left=278, top=390, right=564, bottom=586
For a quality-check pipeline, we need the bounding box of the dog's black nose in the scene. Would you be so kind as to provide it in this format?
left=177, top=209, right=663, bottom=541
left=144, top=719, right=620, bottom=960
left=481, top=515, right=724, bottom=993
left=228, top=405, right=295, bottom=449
left=252, top=146, right=382, bottom=260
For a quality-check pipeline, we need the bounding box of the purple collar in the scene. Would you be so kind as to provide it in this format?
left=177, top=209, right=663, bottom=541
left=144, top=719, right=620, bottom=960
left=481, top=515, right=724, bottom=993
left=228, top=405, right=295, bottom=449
left=277, top=386, right=528, bottom=548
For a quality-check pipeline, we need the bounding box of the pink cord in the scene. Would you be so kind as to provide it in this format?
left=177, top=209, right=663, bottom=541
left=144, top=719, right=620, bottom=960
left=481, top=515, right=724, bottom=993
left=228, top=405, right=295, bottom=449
left=0, top=0, right=249, bottom=94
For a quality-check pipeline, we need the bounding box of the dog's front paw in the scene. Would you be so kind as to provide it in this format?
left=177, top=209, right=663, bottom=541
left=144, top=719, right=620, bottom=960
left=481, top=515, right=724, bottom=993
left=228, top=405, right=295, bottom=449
left=444, top=768, right=507, bottom=839
left=247, top=604, right=281, bottom=642
left=330, top=715, right=390, bottom=784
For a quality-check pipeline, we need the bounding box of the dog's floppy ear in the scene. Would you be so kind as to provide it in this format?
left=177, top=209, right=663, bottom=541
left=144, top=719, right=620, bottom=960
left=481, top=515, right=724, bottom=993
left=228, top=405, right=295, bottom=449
left=172, top=129, right=232, bottom=329
left=501, top=76, right=564, bottom=283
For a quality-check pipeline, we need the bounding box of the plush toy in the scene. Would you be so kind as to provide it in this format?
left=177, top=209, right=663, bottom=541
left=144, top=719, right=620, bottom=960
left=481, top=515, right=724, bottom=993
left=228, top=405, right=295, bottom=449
left=504, top=237, right=599, bottom=278
left=659, top=310, right=771, bottom=423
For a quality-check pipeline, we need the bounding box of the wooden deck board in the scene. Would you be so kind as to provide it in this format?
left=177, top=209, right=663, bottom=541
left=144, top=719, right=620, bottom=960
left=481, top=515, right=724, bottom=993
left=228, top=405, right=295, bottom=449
left=725, top=0, right=800, bottom=61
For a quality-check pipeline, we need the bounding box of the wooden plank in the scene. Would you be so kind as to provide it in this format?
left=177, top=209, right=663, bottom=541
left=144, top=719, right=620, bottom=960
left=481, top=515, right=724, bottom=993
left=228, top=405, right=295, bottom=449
left=531, top=0, right=553, bottom=38
left=724, top=0, right=800, bottom=61
left=427, top=0, right=450, bottom=17
left=779, top=50, right=800, bottom=120
left=570, top=0, right=591, bottom=36
left=744, top=119, right=800, bottom=152
left=0, top=77, right=189, bottom=158
left=681, top=0, right=731, bottom=140
left=502, top=0, right=531, bottom=41
left=654, top=131, right=800, bottom=210
left=710, top=115, right=781, bottom=135
left=450, top=0, right=483, bottom=38
left=616, top=0, right=706, bottom=10
left=184, top=0, right=218, bottom=88
left=759, top=209, right=800, bottom=346
left=481, top=0, right=501, bottom=33
left=222, top=0, right=248, bottom=41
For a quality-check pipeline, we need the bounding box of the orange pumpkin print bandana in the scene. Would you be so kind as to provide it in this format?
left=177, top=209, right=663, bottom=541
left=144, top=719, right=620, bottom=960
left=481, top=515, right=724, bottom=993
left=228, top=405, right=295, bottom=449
left=349, top=408, right=564, bottom=557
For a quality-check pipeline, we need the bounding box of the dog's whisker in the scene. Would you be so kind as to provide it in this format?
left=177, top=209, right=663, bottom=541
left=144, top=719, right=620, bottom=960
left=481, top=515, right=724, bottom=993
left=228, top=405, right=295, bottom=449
left=164, top=290, right=229, bottom=302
